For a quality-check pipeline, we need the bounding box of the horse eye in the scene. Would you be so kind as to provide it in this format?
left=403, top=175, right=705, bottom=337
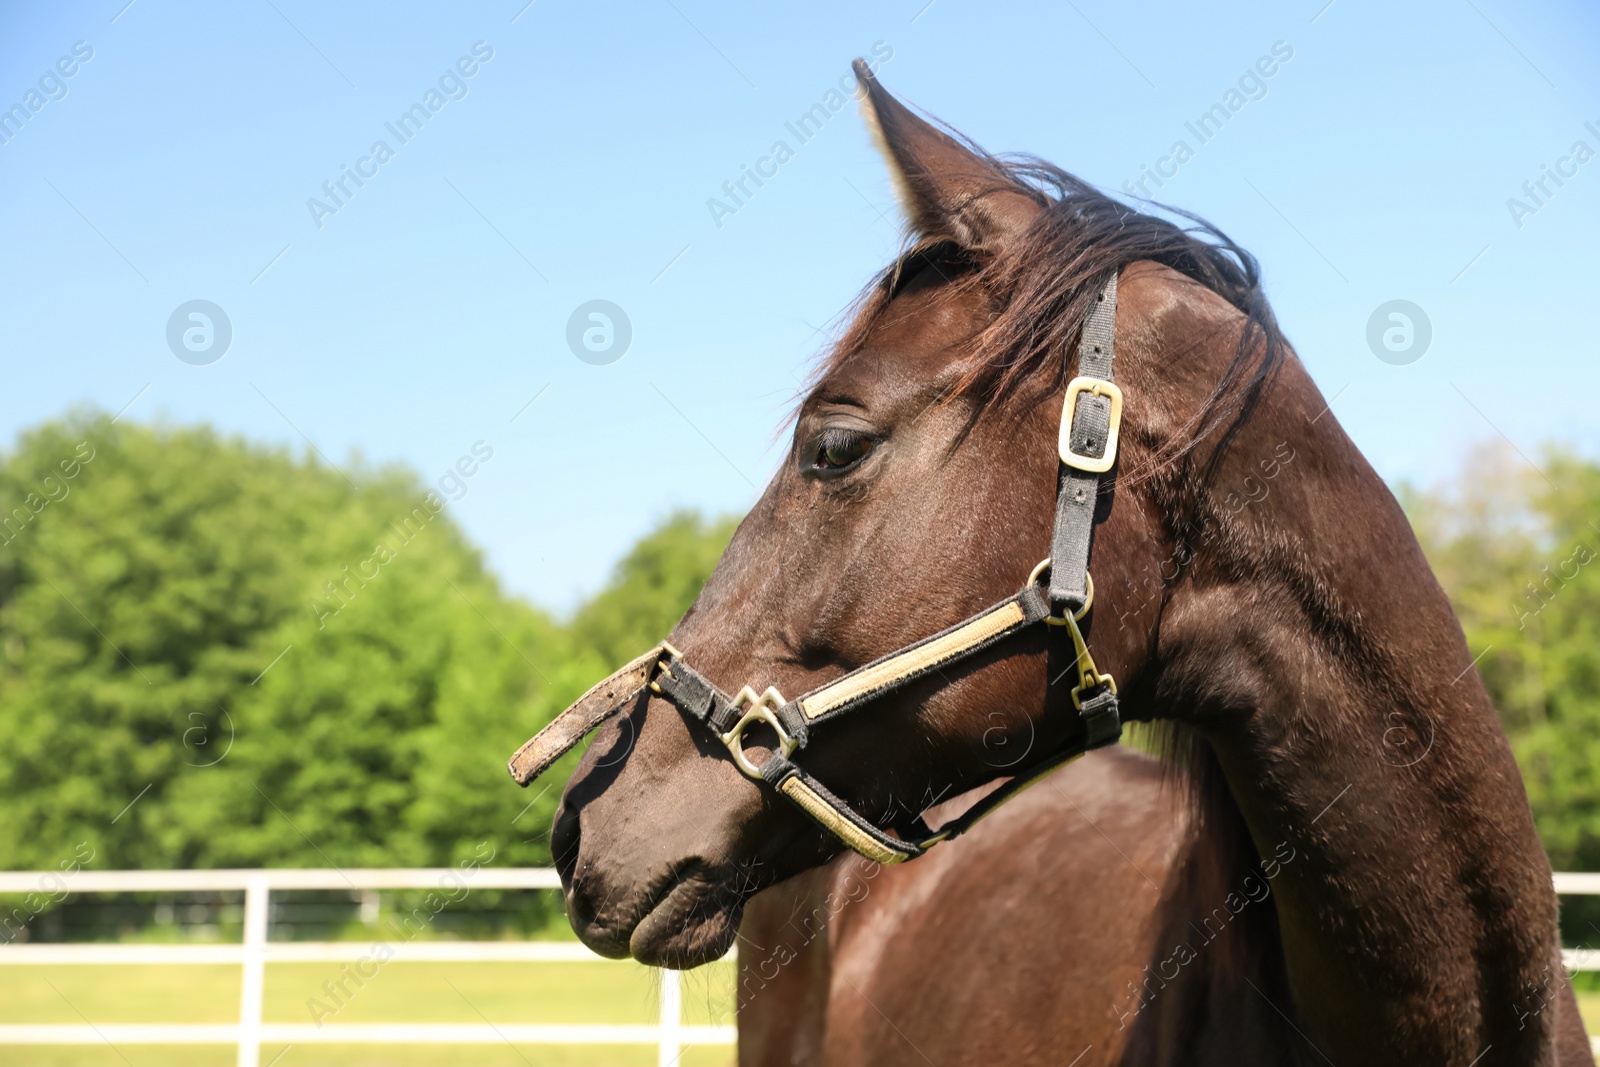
left=812, top=431, right=874, bottom=472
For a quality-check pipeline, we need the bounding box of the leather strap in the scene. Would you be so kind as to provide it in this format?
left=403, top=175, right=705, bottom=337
left=761, top=756, right=922, bottom=865
left=1077, top=687, right=1121, bottom=749
left=792, top=586, right=1051, bottom=729
left=507, top=644, right=663, bottom=785
left=652, top=658, right=741, bottom=735
left=1049, top=272, right=1118, bottom=614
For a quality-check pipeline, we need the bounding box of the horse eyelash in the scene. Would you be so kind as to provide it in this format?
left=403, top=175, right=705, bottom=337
left=812, top=428, right=874, bottom=469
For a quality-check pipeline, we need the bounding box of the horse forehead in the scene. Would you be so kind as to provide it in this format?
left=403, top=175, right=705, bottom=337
left=816, top=285, right=989, bottom=399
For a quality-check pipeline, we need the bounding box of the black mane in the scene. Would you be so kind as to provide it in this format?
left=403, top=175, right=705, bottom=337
left=821, top=149, right=1288, bottom=482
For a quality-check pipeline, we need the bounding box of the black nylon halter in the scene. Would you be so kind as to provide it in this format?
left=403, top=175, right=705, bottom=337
left=510, top=272, right=1126, bottom=865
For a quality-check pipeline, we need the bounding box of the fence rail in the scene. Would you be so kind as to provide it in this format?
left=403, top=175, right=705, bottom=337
left=0, top=867, right=564, bottom=892
left=0, top=867, right=728, bottom=1067
left=3, top=867, right=1598, bottom=1065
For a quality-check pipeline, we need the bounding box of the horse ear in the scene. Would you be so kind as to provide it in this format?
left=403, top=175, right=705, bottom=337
left=853, top=58, right=1040, bottom=253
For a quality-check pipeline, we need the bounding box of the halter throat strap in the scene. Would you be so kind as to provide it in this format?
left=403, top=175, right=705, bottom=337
left=508, top=273, right=1126, bottom=864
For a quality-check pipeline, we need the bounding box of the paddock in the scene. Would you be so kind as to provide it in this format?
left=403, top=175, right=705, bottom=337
left=0, top=867, right=1595, bottom=1065
left=0, top=868, right=735, bottom=1067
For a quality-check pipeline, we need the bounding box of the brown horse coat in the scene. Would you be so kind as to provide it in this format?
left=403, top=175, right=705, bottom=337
left=737, top=746, right=1592, bottom=1065
left=548, top=62, right=1593, bottom=1065
left=737, top=748, right=1186, bottom=1065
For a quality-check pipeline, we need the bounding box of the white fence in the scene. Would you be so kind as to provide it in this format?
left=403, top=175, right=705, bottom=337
left=0, top=867, right=733, bottom=1067
left=2, top=868, right=1598, bottom=1065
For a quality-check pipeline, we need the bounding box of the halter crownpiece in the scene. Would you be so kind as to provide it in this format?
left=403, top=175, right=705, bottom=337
left=509, top=272, right=1125, bottom=864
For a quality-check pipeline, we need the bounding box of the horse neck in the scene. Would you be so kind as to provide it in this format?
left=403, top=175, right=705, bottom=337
left=1118, top=744, right=1306, bottom=1063
left=1132, top=355, right=1560, bottom=1062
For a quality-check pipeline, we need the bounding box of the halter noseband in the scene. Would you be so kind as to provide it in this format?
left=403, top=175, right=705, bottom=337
left=509, top=273, right=1126, bottom=866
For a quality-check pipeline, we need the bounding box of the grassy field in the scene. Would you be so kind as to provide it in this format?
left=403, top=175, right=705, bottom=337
left=0, top=1051, right=728, bottom=1067
left=0, top=960, right=737, bottom=1067
left=0, top=962, right=1593, bottom=1065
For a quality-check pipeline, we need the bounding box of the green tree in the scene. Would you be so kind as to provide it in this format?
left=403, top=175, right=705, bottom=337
left=568, top=510, right=739, bottom=669
left=1407, top=441, right=1600, bottom=943
left=0, top=413, right=581, bottom=873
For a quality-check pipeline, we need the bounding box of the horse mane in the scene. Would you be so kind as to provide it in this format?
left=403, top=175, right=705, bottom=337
left=812, top=142, right=1315, bottom=1039
left=815, top=137, right=1310, bottom=851
left=817, top=146, right=1288, bottom=485
left=808, top=134, right=1314, bottom=1018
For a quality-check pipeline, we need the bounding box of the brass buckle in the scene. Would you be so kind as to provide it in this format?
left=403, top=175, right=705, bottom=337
left=1058, top=377, right=1124, bottom=473
left=647, top=642, right=685, bottom=694
left=722, top=686, right=797, bottom=780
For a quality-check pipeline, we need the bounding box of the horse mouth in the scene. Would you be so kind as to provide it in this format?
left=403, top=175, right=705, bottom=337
left=567, top=860, right=744, bottom=968
left=626, top=864, right=743, bottom=968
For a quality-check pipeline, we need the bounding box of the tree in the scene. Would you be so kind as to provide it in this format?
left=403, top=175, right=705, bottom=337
left=8, top=405, right=1599, bottom=950
left=0, top=414, right=580, bottom=873
left=568, top=510, right=740, bottom=670
left=1406, top=441, right=1600, bottom=943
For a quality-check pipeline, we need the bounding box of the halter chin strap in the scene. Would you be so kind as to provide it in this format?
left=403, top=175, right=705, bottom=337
left=508, top=273, right=1125, bottom=865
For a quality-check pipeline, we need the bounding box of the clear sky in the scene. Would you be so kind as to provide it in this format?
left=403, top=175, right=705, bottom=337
left=1, top=0, right=1596, bottom=611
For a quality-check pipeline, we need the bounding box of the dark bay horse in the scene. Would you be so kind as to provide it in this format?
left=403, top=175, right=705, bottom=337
left=738, top=747, right=1590, bottom=1064
left=539, top=64, right=1591, bottom=1063
left=736, top=746, right=1199, bottom=1065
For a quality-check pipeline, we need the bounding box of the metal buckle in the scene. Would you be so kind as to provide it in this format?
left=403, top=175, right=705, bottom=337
left=722, top=686, right=797, bottom=780
left=648, top=642, right=686, bottom=694
left=1026, top=559, right=1094, bottom=623
left=1058, top=377, right=1124, bottom=473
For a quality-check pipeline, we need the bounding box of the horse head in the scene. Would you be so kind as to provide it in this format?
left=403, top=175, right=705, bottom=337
left=526, top=62, right=1279, bottom=968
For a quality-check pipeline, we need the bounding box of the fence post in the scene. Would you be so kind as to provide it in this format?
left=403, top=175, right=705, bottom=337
left=658, top=967, right=681, bottom=1067
left=237, top=874, right=270, bottom=1067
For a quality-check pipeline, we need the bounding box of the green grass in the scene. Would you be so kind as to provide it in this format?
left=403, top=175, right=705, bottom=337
left=1581, top=991, right=1600, bottom=1035
left=0, top=961, right=737, bottom=1067
left=0, top=963, right=1591, bottom=1065
left=0, top=1049, right=733, bottom=1067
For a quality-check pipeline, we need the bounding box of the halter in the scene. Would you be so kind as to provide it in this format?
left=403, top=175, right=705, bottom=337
left=509, top=273, right=1126, bottom=866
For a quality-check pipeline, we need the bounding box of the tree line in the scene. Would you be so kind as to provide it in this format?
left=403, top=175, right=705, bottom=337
left=0, top=415, right=1593, bottom=937
left=0, top=412, right=734, bottom=878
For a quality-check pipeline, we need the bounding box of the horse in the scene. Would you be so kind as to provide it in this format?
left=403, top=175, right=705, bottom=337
left=736, top=747, right=1191, bottom=1065
left=530, top=63, right=1592, bottom=1063
left=736, top=743, right=1590, bottom=1065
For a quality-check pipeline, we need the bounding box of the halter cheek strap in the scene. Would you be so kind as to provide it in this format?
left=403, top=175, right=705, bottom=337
left=1051, top=271, right=1123, bottom=749
left=508, top=273, right=1126, bottom=864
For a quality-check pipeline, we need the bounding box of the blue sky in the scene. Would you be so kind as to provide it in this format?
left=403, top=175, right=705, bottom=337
left=1, top=0, right=1596, bottom=611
